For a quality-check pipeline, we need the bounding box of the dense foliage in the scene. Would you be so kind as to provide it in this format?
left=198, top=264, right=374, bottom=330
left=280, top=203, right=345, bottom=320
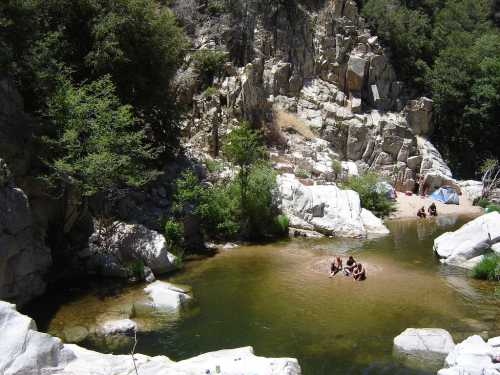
left=44, top=76, right=158, bottom=196
left=1, top=0, right=187, bottom=196
left=470, top=254, right=499, bottom=281
left=362, top=0, right=500, bottom=177
left=172, top=123, right=286, bottom=244
left=341, top=173, right=396, bottom=218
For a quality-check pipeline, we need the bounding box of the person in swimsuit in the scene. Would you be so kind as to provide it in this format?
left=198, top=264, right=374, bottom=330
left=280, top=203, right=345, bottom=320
left=428, top=203, right=438, bottom=216
left=344, top=256, right=357, bottom=276
left=329, top=256, right=343, bottom=277
left=417, top=206, right=427, bottom=218
left=353, top=263, right=366, bottom=281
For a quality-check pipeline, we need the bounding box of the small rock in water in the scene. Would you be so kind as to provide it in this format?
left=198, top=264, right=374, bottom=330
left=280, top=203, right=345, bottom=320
left=98, top=319, right=137, bottom=336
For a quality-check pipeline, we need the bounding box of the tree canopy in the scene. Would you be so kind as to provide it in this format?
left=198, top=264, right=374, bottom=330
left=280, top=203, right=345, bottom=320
left=362, top=0, right=500, bottom=177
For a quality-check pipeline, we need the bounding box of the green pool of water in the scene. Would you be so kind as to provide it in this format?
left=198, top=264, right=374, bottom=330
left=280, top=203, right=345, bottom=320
left=27, top=217, right=500, bottom=374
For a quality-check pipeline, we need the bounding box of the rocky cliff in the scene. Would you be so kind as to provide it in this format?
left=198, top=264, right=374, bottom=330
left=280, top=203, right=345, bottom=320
left=174, top=0, right=452, bottom=193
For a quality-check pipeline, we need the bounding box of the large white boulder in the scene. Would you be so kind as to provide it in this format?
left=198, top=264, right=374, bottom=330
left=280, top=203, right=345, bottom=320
left=0, top=301, right=75, bottom=375
left=277, top=174, right=389, bottom=238
left=360, top=208, right=390, bottom=235
left=394, top=328, right=455, bottom=357
left=438, top=335, right=499, bottom=375
left=433, top=212, right=500, bottom=266
left=144, top=281, right=192, bottom=311
left=0, top=300, right=302, bottom=375
left=393, top=328, right=455, bottom=370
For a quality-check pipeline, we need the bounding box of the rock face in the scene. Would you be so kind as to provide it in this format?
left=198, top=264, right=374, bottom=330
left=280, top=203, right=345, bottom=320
left=179, top=0, right=456, bottom=198
left=433, top=212, right=500, bottom=268
left=438, top=335, right=500, bottom=375
left=0, top=160, right=52, bottom=306
left=393, top=328, right=455, bottom=368
left=0, top=301, right=302, bottom=375
left=86, top=222, right=179, bottom=278
left=277, top=173, right=389, bottom=238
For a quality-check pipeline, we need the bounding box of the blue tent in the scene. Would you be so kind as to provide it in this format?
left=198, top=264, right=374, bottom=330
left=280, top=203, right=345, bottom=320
left=430, top=186, right=459, bottom=205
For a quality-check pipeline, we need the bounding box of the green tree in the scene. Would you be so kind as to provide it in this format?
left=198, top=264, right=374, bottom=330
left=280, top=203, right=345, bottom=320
left=223, top=123, right=266, bottom=217
left=44, top=75, right=158, bottom=197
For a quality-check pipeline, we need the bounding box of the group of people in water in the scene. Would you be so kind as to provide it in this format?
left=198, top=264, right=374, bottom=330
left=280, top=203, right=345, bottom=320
left=329, top=255, right=366, bottom=281
left=417, top=202, right=438, bottom=218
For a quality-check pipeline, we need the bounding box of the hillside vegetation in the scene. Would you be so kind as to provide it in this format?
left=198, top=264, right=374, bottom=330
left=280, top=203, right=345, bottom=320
left=361, top=0, right=500, bottom=177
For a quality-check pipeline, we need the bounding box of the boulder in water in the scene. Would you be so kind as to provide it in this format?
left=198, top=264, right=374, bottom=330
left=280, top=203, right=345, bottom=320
left=143, top=281, right=192, bottom=311
left=433, top=212, right=500, bottom=268
left=438, top=335, right=499, bottom=375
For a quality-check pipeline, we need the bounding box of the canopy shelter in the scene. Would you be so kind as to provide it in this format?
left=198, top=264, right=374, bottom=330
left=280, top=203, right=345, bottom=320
left=430, top=186, right=460, bottom=205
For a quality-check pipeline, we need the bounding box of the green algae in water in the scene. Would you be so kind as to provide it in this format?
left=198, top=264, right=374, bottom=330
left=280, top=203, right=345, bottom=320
left=27, top=217, right=500, bottom=375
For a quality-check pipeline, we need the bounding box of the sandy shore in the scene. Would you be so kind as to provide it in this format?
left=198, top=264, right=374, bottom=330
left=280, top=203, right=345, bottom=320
left=389, top=193, right=483, bottom=220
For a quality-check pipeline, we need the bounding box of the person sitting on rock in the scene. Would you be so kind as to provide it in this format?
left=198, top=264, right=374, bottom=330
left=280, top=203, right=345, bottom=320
left=329, top=256, right=343, bottom=278
left=417, top=206, right=427, bottom=219
left=428, top=202, right=438, bottom=216
left=353, top=263, right=366, bottom=281
left=344, top=256, right=357, bottom=276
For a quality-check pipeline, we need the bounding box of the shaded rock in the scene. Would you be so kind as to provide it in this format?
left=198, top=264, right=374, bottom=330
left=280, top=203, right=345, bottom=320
left=346, top=55, right=368, bottom=93
left=406, top=97, right=433, bottom=136
left=88, top=222, right=179, bottom=277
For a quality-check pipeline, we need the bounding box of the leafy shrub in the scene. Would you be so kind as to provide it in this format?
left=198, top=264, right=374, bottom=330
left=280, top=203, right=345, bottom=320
left=45, top=76, right=158, bottom=197
left=164, top=219, right=184, bottom=258
left=341, top=172, right=396, bottom=218
left=244, top=162, right=280, bottom=239
left=470, top=255, right=499, bottom=281
left=203, top=86, right=218, bottom=97
left=198, top=182, right=240, bottom=239
left=475, top=197, right=490, bottom=208
left=205, top=159, right=224, bottom=173
left=331, top=160, right=342, bottom=179
left=192, top=49, right=228, bottom=87
left=486, top=204, right=500, bottom=213
left=274, top=215, right=290, bottom=236
left=207, top=0, right=226, bottom=14
left=127, top=259, right=145, bottom=279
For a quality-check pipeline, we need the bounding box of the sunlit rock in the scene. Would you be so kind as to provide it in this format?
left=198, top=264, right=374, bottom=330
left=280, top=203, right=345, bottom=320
left=394, top=328, right=455, bottom=370
left=438, top=335, right=498, bottom=375
left=434, top=212, right=500, bottom=267
left=144, top=281, right=192, bottom=311
left=277, top=173, right=389, bottom=238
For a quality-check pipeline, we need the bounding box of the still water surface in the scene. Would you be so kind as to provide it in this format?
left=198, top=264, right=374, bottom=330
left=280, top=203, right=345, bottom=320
left=28, top=217, right=499, bottom=374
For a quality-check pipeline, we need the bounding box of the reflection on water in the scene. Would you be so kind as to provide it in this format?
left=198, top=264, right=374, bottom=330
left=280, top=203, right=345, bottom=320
left=26, top=216, right=499, bottom=375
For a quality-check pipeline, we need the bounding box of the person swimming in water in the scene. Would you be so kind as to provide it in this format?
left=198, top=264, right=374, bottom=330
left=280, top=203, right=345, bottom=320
left=329, top=257, right=343, bottom=278
left=344, top=256, right=357, bottom=276
left=353, top=263, right=366, bottom=281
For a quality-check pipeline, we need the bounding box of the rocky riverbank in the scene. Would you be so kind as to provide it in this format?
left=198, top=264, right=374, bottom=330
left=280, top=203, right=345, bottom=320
left=0, top=301, right=301, bottom=375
